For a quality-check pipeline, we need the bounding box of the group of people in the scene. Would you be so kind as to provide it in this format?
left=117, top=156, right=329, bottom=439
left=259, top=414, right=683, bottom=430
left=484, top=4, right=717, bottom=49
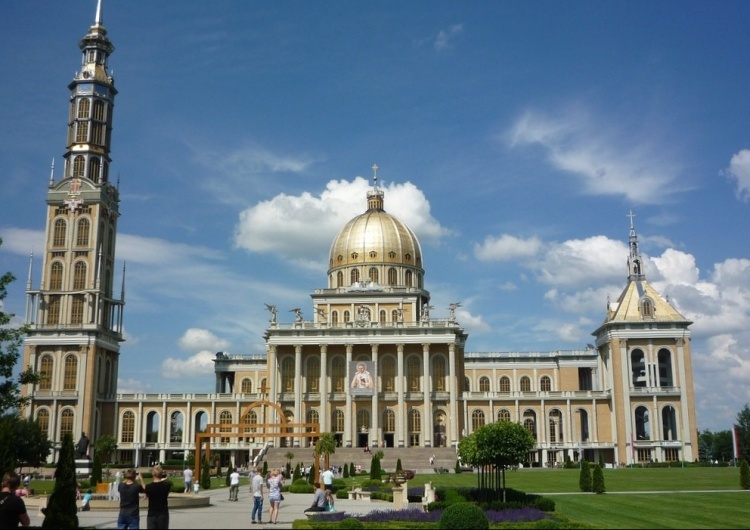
left=117, top=465, right=172, bottom=530
left=250, top=467, right=285, bottom=525
left=303, top=466, right=335, bottom=514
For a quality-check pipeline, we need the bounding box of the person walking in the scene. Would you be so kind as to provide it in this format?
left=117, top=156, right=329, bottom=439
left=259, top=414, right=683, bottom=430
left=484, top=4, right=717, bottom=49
left=228, top=468, right=240, bottom=502
left=250, top=466, right=264, bottom=524
left=118, top=468, right=146, bottom=529
left=182, top=467, right=193, bottom=494
left=266, top=468, right=284, bottom=524
left=321, top=466, right=334, bottom=492
left=0, top=471, right=30, bottom=528
left=144, top=464, right=171, bottom=529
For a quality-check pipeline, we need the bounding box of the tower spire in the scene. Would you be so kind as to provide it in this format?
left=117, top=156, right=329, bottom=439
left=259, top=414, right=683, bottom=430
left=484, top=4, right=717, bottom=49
left=366, top=163, right=385, bottom=211
left=627, top=210, right=644, bottom=280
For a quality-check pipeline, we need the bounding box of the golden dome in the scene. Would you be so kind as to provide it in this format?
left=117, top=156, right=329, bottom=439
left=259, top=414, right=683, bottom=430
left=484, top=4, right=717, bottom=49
left=327, top=186, right=424, bottom=289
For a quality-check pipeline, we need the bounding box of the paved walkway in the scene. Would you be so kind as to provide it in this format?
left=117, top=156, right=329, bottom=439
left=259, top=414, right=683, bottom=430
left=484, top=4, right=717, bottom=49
left=51, top=487, right=390, bottom=529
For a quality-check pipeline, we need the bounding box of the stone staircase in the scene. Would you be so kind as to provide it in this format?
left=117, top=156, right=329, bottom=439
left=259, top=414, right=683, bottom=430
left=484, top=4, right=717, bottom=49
left=260, top=446, right=459, bottom=475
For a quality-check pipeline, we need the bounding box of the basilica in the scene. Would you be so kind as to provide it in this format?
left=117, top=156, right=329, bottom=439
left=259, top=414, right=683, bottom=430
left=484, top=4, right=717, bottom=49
left=20, top=2, right=699, bottom=470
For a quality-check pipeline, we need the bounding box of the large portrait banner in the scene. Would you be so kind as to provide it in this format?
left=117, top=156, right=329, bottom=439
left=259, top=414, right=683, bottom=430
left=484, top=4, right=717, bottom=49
left=349, top=361, right=375, bottom=396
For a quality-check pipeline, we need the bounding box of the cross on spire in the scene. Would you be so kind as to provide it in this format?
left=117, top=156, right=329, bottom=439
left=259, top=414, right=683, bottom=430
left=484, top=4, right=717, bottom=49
left=627, top=210, right=636, bottom=228
left=372, top=163, right=379, bottom=185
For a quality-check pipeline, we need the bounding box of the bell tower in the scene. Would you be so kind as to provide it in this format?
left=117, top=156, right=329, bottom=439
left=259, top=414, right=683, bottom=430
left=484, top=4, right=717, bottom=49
left=21, top=0, right=124, bottom=461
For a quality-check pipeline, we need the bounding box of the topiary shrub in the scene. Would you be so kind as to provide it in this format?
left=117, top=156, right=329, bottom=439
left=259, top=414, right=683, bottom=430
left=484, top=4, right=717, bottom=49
left=592, top=464, right=606, bottom=494
left=41, top=433, right=78, bottom=529
left=438, top=502, right=489, bottom=529
left=338, top=517, right=364, bottom=529
left=578, top=461, right=592, bottom=492
left=396, top=458, right=403, bottom=472
left=455, top=459, right=461, bottom=474
left=343, top=463, right=349, bottom=478
left=740, top=460, right=749, bottom=489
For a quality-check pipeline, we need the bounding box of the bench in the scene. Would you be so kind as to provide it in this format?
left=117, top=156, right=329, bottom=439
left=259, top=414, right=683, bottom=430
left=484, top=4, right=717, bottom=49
left=347, top=488, right=372, bottom=501
left=434, top=467, right=449, bottom=474
left=305, top=510, right=338, bottom=520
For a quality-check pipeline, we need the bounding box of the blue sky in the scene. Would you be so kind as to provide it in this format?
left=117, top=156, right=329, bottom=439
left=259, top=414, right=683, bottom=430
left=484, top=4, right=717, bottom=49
left=1, top=1, right=749, bottom=432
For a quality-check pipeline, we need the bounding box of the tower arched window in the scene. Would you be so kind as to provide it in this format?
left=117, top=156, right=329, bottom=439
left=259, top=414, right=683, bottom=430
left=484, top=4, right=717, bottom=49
left=540, top=376, right=551, bottom=392
left=387, top=268, right=397, bottom=285
left=408, top=409, right=421, bottom=446
left=76, top=219, right=90, bottom=247
left=71, top=295, right=85, bottom=325
left=47, top=296, right=61, bottom=324
left=63, top=354, right=77, bottom=390
left=121, top=411, right=135, bottom=442
left=432, top=356, right=446, bottom=392
left=497, top=409, right=511, bottom=422
left=391, top=309, right=398, bottom=322
left=72, top=156, right=85, bottom=178
left=336, top=271, right=343, bottom=288
left=306, top=357, right=320, bottom=392
left=88, top=156, right=101, bottom=180
left=520, top=376, right=531, bottom=392
left=332, top=410, right=344, bottom=432
left=50, top=262, right=63, bottom=290
left=73, top=261, right=87, bottom=290
left=631, top=349, right=647, bottom=387
left=36, top=409, right=50, bottom=437
left=92, top=99, right=105, bottom=120
left=369, top=267, right=378, bottom=283
left=383, top=409, right=396, bottom=432
left=407, top=356, right=420, bottom=391
left=219, top=410, right=232, bottom=443
left=662, top=405, right=678, bottom=441
left=53, top=219, right=67, bottom=248
left=332, top=357, right=345, bottom=392
left=77, top=98, right=90, bottom=119
left=356, top=409, right=370, bottom=432
left=499, top=376, right=511, bottom=393
left=60, top=409, right=74, bottom=438
left=281, top=357, right=295, bottom=392
left=75, top=121, right=89, bottom=143
left=382, top=356, right=395, bottom=392
left=39, top=355, right=53, bottom=390
left=241, top=378, right=252, bottom=393
left=658, top=348, right=674, bottom=387
left=635, top=405, right=650, bottom=440
left=405, top=270, right=413, bottom=287
left=479, top=376, right=490, bottom=392
left=350, top=269, right=360, bottom=284
left=640, top=297, right=655, bottom=318
left=472, top=409, right=486, bottom=431
left=146, top=411, right=160, bottom=443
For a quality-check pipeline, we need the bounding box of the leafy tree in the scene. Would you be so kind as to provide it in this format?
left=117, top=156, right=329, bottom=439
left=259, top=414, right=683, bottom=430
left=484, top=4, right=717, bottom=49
left=0, top=414, right=51, bottom=474
left=94, top=434, right=118, bottom=466
left=41, top=433, right=78, bottom=528
left=0, top=242, right=39, bottom=415
left=736, top=404, right=750, bottom=463
left=713, top=430, right=734, bottom=462
left=457, top=421, right=535, bottom=502
left=592, top=464, right=606, bottom=494
left=579, top=460, right=592, bottom=492
left=316, top=432, right=337, bottom=479
left=740, top=460, right=749, bottom=490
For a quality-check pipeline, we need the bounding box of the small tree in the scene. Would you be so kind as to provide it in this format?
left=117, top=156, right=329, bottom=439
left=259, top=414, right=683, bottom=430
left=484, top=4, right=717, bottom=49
left=740, top=459, right=750, bottom=490
left=293, top=462, right=301, bottom=482
left=349, top=462, right=355, bottom=476
left=308, top=463, right=317, bottom=484
left=225, top=466, right=232, bottom=487
left=90, top=451, right=103, bottom=487
left=592, top=464, right=606, bottom=494
left=200, top=459, right=211, bottom=490
left=396, top=458, right=403, bottom=472
left=262, top=460, right=268, bottom=476
left=41, top=433, right=78, bottom=528
left=369, top=455, right=382, bottom=480
left=455, top=459, right=462, bottom=474
left=343, top=463, right=349, bottom=478
left=579, top=461, right=592, bottom=492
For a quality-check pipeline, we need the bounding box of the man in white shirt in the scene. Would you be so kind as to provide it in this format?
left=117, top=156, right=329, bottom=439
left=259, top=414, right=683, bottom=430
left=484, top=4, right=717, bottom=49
left=321, top=467, right=334, bottom=492
left=251, top=466, right=264, bottom=524
left=183, top=467, right=193, bottom=494
left=229, top=467, right=241, bottom=501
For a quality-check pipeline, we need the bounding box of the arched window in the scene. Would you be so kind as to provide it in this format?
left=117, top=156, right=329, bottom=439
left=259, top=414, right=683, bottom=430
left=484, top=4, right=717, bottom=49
left=92, top=99, right=105, bottom=120
left=260, top=379, right=267, bottom=394
left=523, top=410, right=537, bottom=440
left=382, top=356, right=395, bottom=392
left=408, top=409, right=421, bottom=446
left=520, top=376, right=531, bottom=392
left=387, top=268, right=397, bottom=285
left=88, top=156, right=101, bottom=180
left=121, top=411, right=135, bottom=442
left=63, top=355, right=77, bottom=390
left=307, top=357, right=320, bottom=392
left=432, top=357, right=446, bottom=392
left=391, top=309, right=399, bottom=322
left=499, top=376, right=510, bottom=393
left=73, top=262, right=87, bottom=289
left=72, top=155, right=85, bottom=177
left=50, top=262, right=63, bottom=290
left=243, top=410, right=258, bottom=442
left=336, top=271, right=343, bottom=288
left=306, top=410, right=319, bottom=435
left=479, top=376, right=490, bottom=392
left=369, top=267, right=378, bottom=283
left=658, top=349, right=674, bottom=387
left=47, top=296, right=61, bottom=324
left=195, top=411, right=208, bottom=434
left=662, top=405, right=678, bottom=441
left=146, top=411, right=160, bottom=443
left=356, top=409, right=370, bottom=432
left=53, top=219, right=67, bottom=248
left=332, top=410, right=344, bottom=432
left=640, top=296, right=654, bottom=318
left=548, top=409, right=563, bottom=443
left=170, top=411, right=184, bottom=443
left=472, top=409, right=485, bottom=431
left=36, top=409, right=50, bottom=438
left=383, top=410, right=396, bottom=432
left=540, top=376, right=551, bottom=392
left=350, top=269, right=360, bottom=284
left=332, top=357, right=345, bottom=392
left=407, top=356, right=420, bottom=391
left=39, top=355, right=53, bottom=390
left=631, top=349, right=647, bottom=387
left=218, top=410, right=233, bottom=443
left=379, top=310, right=386, bottom=324
left=635, top=406, right=650, bottom=440
left=241, top=378, right=252, bottom=393
left=405, top=270, right=413, bottom=287
left=60, top=409, right=74, bottom=438
left=464, top=377, right=470, bottom=392
left=343, top=310, right=350, bottom=323
left=76, top=218, right=90, bottom=247
left=497, top=409, right=511, bottom=422
left=71, top=295, right=85, bottom=325
left=281, top=357, right=294, bottom=392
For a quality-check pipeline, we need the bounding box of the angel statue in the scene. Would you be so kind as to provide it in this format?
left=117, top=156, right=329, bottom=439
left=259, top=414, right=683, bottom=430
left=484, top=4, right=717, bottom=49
left=448, top=302, right=462, bottom=321
left=421, top=303, right=434, bottom=322
left=264, top=303, right=278, bottom=323
left=290, top=308, right=303, bottom=322
left=314, top=307, right=327, bottom=320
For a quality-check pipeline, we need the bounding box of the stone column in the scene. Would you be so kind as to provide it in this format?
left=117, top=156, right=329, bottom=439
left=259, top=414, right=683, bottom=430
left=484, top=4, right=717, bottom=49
left=397, top=343, right=405, bottom=447
left=345, top=344, right=353, bottom=447
left=422, top=343, right=432, bottom=446
left=448, top=343, right=458, bottom=447
left=370, top=344, right=379, bottom=447
left=319, top=344, right=328, bottom=433
left=294, top=345, right=302, bottom=447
